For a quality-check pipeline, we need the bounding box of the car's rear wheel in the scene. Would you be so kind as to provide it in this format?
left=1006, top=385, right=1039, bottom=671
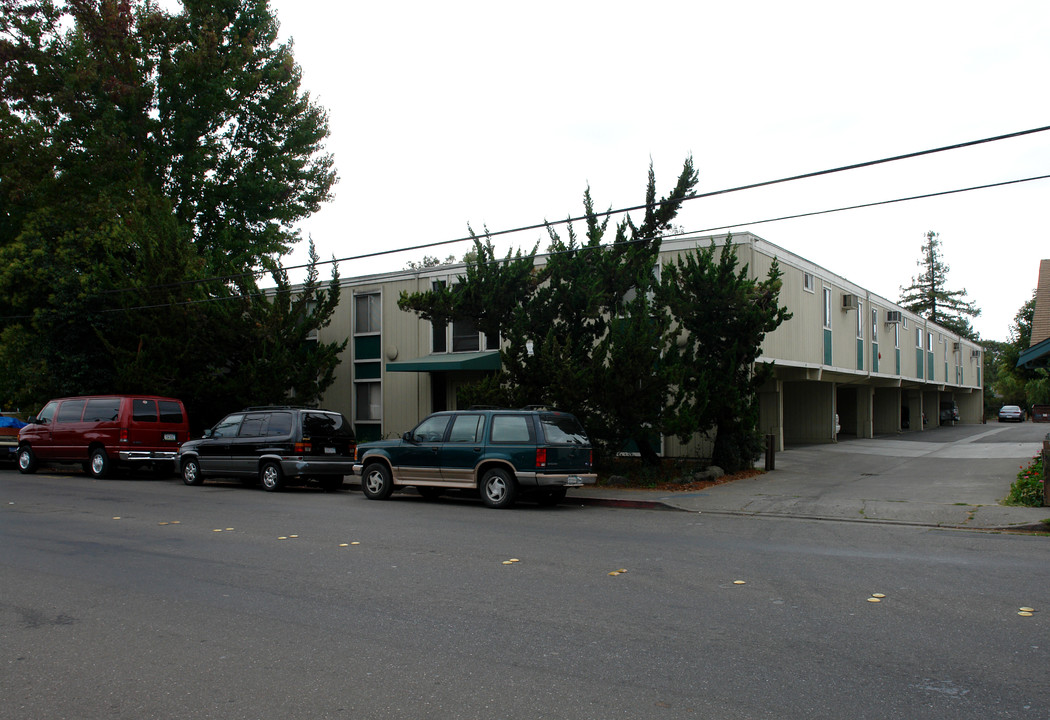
left=361, top=463, right=394, bottom=500
left=182, top=458, right=203, bottom=486
left=260, top=461, right=284, bottom=491
left=88, top=448, right=111, bottom=479
left=480, top=468, right=516, bottom=509
left=17, top=446, right=37, bottom=474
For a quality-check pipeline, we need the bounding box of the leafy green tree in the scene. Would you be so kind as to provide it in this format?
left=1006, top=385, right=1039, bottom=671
left=899, top=231, right=981, bottom=339
left=0, top=0, right=341, bottom=417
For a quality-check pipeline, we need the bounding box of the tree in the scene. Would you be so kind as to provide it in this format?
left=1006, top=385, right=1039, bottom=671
left=399, top=158, right=790, bottom=471
left=990, top=291, right=1047, bottom=412
left=660, top=240, right=791, bottom=471
left=0, top=0, right=341, bottom=416
left=899, top=231, right=981, bottom=338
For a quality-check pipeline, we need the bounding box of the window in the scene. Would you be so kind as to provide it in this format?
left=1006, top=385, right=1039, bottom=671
left=355, top=293, right=381, bottom=334
left=449, top=414, right=484, bottom=443
left=355, top=383, right=382, bottom=422
left=432, top=318, right=448, bottom=352
left=84, top=398, right=120, bottom=422
left=212, top=414, right=244, bottom=438
left=856, top=300, right=864, bottom=338
left=871, top=309, right=878, bottom=342
left=265, top=412, right=294, bottom=436
left=822, top=288, right=832, bottom=329
left=491, top=414, right=534, bottom=443
left=159, top=401, right=183, bottom=424
left=133, top=399, right=158, bottom=422
left=411, top=415, right=451, bottom=442
left=803, top=272, right=815, bottom=293
left=927, top=332, right=934, bottom=353
left=452, top=317, right=480, bottom=352
left=894, top=322, right=899, bottom=348
left=238, top=413, right=268, bottom=438
left=56, top=400, right=86, bottom=423
left=916, top=328, right=922, bottom=348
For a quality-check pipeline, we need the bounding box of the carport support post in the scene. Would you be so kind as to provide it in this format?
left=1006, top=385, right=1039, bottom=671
left=764, top=433, right=776, bottom=471
left=1042, top=434, right=1049, bottom=507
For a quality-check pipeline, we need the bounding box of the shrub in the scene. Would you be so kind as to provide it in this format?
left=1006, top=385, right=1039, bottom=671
left=1006, top=455, right=1046, bottom=507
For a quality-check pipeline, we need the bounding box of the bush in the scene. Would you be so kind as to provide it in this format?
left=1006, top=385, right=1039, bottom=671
left=1006, top=455, right=1046, bottom=507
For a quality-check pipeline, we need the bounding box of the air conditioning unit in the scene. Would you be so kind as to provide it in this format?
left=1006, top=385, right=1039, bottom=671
left=951, top=342, right=960, bottom=352
left=885, top=310, right=902, bottom=323
left=841, top=294, right=857, bottom=310
left=970, top=349, right=981, bottom=359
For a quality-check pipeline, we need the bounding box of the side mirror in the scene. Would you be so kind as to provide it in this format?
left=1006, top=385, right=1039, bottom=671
left=202, top=429, right=213, bottom=439
left=403, top=431, right=415, bottom=443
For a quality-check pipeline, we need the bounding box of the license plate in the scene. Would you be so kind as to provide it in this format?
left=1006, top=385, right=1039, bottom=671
left=325, top=447, right=336, bottom=454
left=566, top=476, right=583, bottom=487
left=163, top=432, right=177, bottom=442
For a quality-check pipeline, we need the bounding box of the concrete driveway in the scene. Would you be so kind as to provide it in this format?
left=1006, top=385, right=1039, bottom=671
left=577, top=422, right=1050, bottom=530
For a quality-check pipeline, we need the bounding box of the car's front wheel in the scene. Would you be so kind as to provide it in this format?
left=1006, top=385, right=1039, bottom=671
left=480, top=468, right=516, bottom=509
left=88, top=448, right=111, bottom=479
left=182, top=458, right=203, bottom=486
left=17, top=446, right=37, bottom=474
left=260, top=461, right=284, bottom=492
left=361, top=463, right=393, bottom=500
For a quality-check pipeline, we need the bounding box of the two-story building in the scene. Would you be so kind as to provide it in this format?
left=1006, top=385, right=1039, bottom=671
left=314, top=232, right=984, bottom=455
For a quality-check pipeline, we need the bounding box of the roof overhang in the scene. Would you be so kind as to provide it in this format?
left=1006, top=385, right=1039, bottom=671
left=1017, top=337, right=1050, bottom=370
left=386, top=351, right=501, bottom=373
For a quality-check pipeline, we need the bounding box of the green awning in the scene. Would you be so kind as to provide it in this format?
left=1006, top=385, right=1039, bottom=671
left=1017, top=337, right=1050, bottom=369
left=386, top=351, right=501, bottom=373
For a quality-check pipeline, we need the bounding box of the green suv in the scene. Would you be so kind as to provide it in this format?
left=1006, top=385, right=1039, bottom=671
left=353, top=409, right=596, bottom=508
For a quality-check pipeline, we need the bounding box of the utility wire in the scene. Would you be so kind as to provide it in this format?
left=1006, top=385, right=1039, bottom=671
left=95, top=124, right=1050, bottom=298
left=72, top=171, right=1050, bottom=317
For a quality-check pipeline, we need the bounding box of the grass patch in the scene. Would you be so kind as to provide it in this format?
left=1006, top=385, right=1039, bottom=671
left=595, top=457, right=764, bottom=492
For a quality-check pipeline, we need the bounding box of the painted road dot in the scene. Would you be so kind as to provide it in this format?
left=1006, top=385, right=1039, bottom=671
left=872, top=593, right=886, bottom=598
left=1020, top=607, right=1035, bottom=613
left=1019, top=611, right=1034, bottom=617
left=278, top=536, right=288, bottom=540
left=339, top=543, right=349, bottom=547
left=351, top=541, right=360, bottom=545
left=733, top=580, right=746, bottom=585
left=868, top=598, right=882, bottom=603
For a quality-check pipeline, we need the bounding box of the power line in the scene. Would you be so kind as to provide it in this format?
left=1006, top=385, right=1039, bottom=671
left=96, top=124, right=1050, bottom=297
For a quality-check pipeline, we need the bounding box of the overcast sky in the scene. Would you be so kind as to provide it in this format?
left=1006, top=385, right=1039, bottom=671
left=266, top=0, right=1050, bottom=342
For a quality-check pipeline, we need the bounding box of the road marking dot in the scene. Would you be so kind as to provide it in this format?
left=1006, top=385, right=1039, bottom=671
left=1019, top=611, right=1034, bottom=617
left=872, top=593, right=886, bottom=598
left=350, top=541, right=360, bottom=545
left=868, top=598, right=882, bottom=603
left=1020, top=607, right=1035, bottom=613
left=339, top=543, right=349, bottom=547
left=733, top=580, right=746, bottom=585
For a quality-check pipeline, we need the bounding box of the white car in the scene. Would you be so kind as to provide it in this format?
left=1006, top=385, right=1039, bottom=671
left=997, top=405, right=1025, bottom=422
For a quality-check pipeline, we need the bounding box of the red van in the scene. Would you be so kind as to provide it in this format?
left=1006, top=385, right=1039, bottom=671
left=17, top=395, right=190, bottom=478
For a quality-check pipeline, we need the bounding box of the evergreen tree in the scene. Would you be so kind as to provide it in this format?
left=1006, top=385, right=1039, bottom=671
left=660, top=240, right=791, bottom=471
left=899, top=231, right=981, bottom=338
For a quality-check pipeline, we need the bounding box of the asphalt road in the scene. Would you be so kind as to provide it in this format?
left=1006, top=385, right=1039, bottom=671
left=1, top=468, right=1047, bottom=719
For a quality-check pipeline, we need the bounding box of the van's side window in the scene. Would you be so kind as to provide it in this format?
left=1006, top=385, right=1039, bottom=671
left=56, top=400, right=86, bottom=423
left=133, top=399, right=158, bottom=422
left=159, top=401, right=184, bottom=423
left=238, top=414, right=267, bottom=438
left=265, top=412, right=294, bottom=436
left=84, top=398, right=120, bottom=422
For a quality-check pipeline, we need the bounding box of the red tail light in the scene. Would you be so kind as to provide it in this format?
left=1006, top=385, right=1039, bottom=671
left=120, top=429, right=128, bottom=443
left=536, top=448, right=547, bottom=468
left=294, top=442, right=312, bottom=454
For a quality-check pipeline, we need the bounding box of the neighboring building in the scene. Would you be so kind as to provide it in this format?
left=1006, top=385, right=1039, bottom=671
left=315, top=233, right=985, bottom=453
left=1017, top=258, right=1050, bottom=370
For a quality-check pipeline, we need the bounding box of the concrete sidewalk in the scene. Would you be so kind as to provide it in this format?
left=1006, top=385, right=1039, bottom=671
left=572, top=426, right=1050, bottom=531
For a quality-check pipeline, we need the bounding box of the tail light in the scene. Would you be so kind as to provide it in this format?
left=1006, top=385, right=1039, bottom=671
left=293, top=442, right=312, bottom=454
left=120, top=429, right=128, bottom=444
left=536, top=448, right=547, bottom=468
